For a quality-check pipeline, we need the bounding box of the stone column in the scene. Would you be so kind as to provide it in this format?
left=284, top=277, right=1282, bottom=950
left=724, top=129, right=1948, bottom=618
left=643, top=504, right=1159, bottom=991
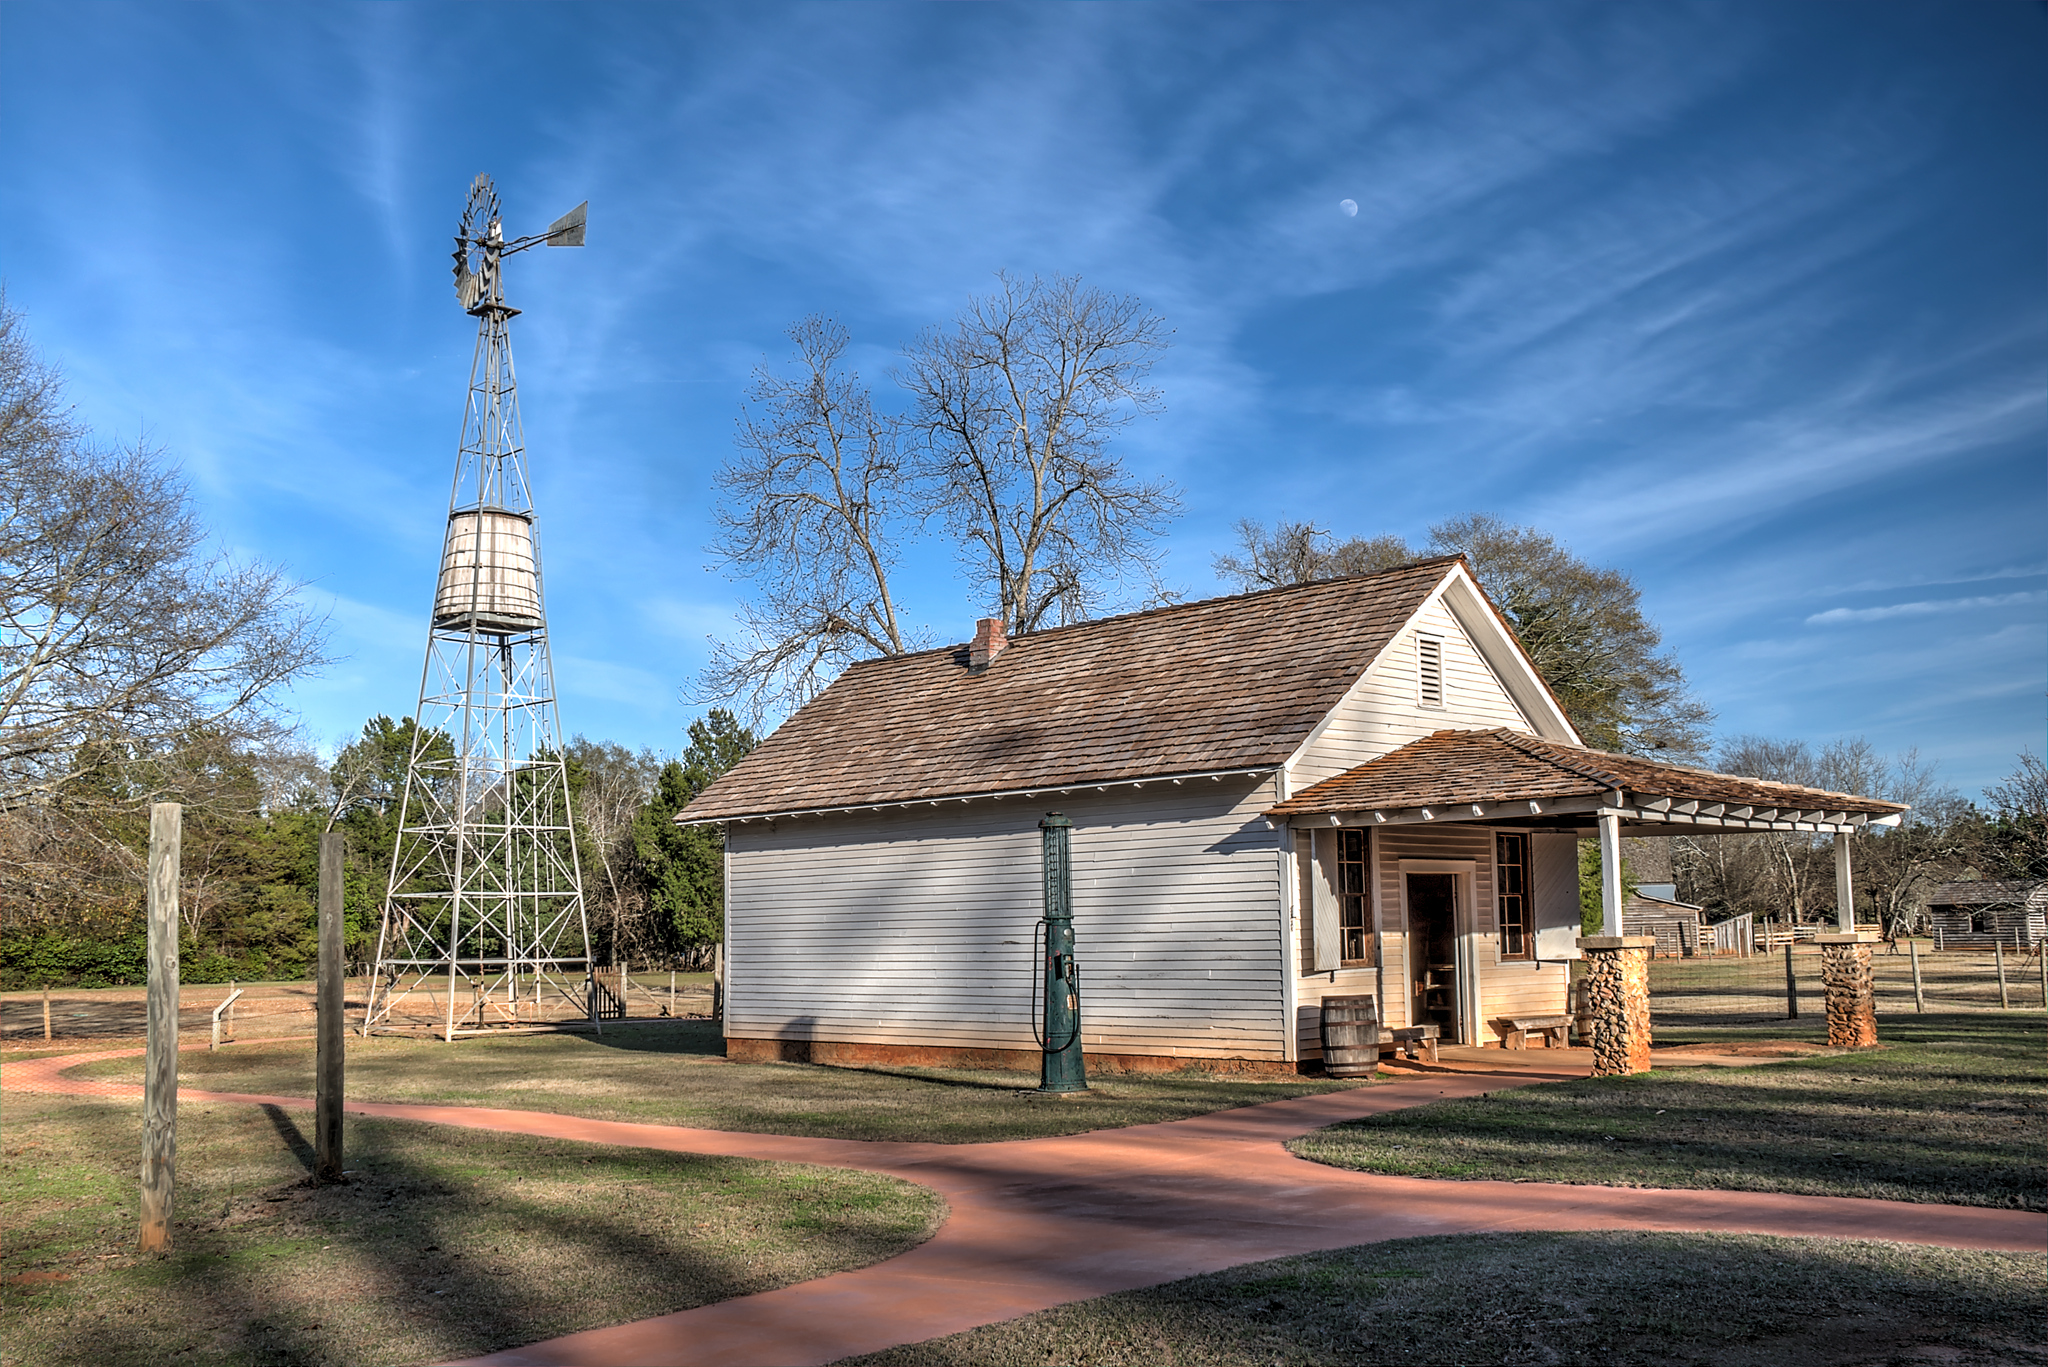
left=1818, top=932, right=1879, bottom=1047
left=1578, top=936, right=1655, bottom=1076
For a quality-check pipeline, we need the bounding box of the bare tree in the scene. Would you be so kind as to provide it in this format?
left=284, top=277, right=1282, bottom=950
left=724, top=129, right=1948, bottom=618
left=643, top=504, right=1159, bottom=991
left=900, top=272, right=1179, bottom=634
left=1676, top=736, right=1968, bottom=932
left=700, top=317, right=921, bottom=719
left=1217, top=513, right=1711, bottom=757
left=1212, top=518, right=1413, bottom=590
left=564, top=735, right=663, bottom=961
left=0, top=299, right=331, bottom=816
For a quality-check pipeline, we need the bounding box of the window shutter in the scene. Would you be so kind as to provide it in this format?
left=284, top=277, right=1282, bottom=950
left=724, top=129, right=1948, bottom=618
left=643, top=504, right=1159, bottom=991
left=1311, top=828, right=1341, bottom=972
left=1531, top=832, right=1583, bottom=960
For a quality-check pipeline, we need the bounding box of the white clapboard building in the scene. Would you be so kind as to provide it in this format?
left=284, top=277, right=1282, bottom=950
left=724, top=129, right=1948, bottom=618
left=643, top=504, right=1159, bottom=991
left=680, top=556, right=1905, bottom=1072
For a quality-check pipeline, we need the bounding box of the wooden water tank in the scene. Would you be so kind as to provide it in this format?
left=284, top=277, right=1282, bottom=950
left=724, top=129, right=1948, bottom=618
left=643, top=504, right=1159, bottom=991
left=433, top=508, right=543, bottom=632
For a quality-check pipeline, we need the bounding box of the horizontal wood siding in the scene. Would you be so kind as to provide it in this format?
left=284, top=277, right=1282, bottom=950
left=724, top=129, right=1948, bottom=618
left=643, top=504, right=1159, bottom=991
left=1292, top=593, right=1532, bottom=787
left=726, top=776, right=1288, bottom=1060
left=1293, top=823, right=1564, bottom=1055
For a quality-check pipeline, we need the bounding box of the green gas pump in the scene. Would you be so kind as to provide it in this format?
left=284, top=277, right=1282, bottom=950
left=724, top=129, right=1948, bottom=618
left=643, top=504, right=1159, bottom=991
left=1034, top=813, right=1087, bottom=1094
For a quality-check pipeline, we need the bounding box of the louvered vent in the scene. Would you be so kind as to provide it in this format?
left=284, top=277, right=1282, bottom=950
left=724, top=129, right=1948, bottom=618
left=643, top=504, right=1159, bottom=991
left=1418, top=635, right=1443, bottom=706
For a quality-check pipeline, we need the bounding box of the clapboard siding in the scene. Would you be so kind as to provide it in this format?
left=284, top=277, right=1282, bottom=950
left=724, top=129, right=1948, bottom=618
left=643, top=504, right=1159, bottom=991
left=1287, top=588, right=1547, bottom=1054
left=726, top=776, right=1288, bottom=1059
left=1290, top=822, right=1564, bottom=1055
left=1292, top=593, right=1532, bottom=787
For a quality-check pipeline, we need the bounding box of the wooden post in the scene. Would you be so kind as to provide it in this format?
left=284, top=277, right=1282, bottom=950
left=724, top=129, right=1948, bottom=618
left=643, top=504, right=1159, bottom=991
left=42, top=986, right=51, bottom=1041
left=315, top=832, right=344, bottom=1183
left=1995, top=940, right=2009, bottom=1009
left=668, top=970, right=676, bottom=1018
left=712, top=942, right=724, bottom=1020
left=1833, top=834, right=1855, bottom=934
left=1910, top=938, right=1924, bottom=1013
left=1784, top=941, right=1798, bottom=1020
left=1597, top=810, right=1624, bottom=938
left=140, top=802, right=180, bottom=1254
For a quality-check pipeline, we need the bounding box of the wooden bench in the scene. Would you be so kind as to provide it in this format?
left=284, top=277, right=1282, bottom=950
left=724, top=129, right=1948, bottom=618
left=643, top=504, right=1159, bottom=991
left=1380, top=1024, right=1439, bottom=1063
left=1497, top=1015, right=1571, bottom=1050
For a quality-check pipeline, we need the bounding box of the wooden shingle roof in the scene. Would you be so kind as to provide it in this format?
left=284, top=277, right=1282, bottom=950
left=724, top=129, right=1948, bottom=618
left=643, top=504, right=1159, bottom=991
left=1925, top=881, right=2047, bottom=909
left=1266, top=729, right=1911, bottom=819
left=681, top=558, right=1464, bottom=822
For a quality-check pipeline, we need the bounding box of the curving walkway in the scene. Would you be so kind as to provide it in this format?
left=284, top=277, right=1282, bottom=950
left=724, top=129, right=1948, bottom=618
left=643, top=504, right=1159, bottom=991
left=7, top=1048, right=2042, bottom=1367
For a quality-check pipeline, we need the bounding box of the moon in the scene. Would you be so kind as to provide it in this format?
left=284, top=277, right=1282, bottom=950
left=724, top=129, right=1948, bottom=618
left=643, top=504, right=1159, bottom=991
left=1339, top=198, right=1358, bottom=217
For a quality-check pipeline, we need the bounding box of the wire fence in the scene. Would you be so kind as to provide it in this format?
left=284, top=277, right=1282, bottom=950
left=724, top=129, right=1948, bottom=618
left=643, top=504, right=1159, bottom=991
left=1648, top=940, right=2048, bottom=1031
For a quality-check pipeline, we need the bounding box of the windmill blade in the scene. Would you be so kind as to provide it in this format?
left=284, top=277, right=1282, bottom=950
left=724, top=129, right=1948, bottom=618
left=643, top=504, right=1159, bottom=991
left=543, top=201, right=587, bottom=247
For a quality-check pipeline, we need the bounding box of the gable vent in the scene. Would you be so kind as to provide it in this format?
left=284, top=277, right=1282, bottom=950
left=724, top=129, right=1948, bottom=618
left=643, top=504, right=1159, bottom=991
left=1418, top=635, right=1444, bottom=707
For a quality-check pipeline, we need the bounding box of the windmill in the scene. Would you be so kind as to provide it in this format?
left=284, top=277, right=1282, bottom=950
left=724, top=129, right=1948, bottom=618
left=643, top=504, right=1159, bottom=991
left=363, top=175, right=598, bottom=1040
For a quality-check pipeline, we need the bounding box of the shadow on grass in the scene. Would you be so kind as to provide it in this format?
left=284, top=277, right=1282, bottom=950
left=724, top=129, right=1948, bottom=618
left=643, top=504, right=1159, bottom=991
left=837, top=1230, right=2048, bottom=1367
left=259, top=1105, right=315, bottom=1173
left=579, top=1020, right=727, bottom=1057
left=18, top=1102, right=937, bottom=1367
left=1293, top=1014, right=2046, bottom=1209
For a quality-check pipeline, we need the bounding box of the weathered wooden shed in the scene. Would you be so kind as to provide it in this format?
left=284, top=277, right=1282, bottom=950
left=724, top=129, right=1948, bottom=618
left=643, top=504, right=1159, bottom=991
left=1623, top=887, right=1706, bottom=957
left=680, top=557, right=1906, bottom=1072
left=1926, top=881, right=2047, bottom=949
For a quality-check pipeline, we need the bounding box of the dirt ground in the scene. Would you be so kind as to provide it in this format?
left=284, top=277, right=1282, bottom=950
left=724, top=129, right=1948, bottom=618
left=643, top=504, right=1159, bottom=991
left=0, top=975, right=716, bottom=1047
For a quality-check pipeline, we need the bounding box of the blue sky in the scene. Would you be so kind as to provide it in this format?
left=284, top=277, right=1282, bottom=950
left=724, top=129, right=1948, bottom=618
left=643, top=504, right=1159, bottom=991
left=3, top=1, right=2042, bottom=798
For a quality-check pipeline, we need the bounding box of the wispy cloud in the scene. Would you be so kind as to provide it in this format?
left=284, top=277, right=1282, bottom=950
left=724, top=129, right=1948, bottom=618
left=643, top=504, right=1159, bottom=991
left=1806, top=591, right=2047, bottom=626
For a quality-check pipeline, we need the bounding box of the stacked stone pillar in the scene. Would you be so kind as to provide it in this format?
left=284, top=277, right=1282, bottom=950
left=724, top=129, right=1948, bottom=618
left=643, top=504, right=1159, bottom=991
left=1818, top=932, right=1879, bottom=1047
left=1577, top=936, right=1655, bottom=1075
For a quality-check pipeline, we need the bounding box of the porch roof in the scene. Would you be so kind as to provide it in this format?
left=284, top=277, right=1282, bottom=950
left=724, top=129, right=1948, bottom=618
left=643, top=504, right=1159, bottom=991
left=1265, top=729, right=1909, bottom=836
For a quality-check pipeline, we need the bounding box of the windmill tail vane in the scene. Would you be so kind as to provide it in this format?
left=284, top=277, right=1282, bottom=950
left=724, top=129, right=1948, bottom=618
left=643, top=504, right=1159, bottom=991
left=364, top=175, right=599, bottom=1041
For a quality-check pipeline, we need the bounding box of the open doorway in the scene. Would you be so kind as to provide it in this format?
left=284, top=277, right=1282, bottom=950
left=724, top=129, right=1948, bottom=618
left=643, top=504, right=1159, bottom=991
left=1406, top=872, right=1463, bottom=1043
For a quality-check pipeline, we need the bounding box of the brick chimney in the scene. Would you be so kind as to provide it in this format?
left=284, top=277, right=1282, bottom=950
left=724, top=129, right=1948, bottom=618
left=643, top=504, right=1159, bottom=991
left=968, top=616, right=1008, bottom=671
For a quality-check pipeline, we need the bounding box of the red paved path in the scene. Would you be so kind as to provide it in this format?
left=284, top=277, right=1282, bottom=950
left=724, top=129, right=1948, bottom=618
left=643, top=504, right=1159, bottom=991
left=7, top=1049, right=2041, bottom=1367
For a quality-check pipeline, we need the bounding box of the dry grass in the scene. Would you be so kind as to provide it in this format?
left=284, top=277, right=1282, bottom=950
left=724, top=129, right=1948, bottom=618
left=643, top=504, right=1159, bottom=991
left=0, top=1089, right=943, bottom=1367
left=66, top=1021, right=1368, bottom=1143
left=1290, top=1014, right=2045, bottom=1209
left=840, top=1231, right=2047, bottom=1367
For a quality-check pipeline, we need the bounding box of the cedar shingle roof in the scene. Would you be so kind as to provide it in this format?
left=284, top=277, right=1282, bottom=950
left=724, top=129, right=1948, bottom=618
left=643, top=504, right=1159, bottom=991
left=681, top=558, right=1464, bottom=822
left=1266, top=729, right=1910, bottom=817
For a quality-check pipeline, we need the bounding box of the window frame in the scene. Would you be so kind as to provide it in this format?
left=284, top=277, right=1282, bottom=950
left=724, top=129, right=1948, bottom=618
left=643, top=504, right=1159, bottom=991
left=1495, top=831, right=1533, bottom=961
left=1336, top=827, right=1377, bottom=967
left=1417, top=633, right=1445, bottom=708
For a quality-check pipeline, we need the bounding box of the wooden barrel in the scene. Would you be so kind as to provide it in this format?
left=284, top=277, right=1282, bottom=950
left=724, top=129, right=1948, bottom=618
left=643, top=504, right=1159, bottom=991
left=1320, top=993, right=1380, bottom=1077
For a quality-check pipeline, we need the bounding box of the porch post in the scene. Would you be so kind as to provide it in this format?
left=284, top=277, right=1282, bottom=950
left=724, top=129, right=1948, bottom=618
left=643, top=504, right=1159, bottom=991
left=1577, top=935, right=1655, bottom=1075
left=1598, top=808, right=1624, bottom=938
left=1833, top=833, right=1855, bottom=934
left=1817, top=930, right=1879, bottom=1047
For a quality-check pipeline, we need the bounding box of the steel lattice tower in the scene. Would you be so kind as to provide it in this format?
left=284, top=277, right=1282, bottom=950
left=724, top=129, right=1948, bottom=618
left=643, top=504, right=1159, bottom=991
left=364, top=176, right=594, bottom=1039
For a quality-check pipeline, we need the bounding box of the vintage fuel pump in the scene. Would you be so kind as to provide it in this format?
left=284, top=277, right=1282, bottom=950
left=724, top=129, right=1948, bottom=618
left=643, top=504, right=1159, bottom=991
left=1033, top=812, right=1088, bottom=1093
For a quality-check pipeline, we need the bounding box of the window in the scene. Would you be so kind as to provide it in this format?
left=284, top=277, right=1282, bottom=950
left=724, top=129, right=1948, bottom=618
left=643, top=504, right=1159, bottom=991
left=1496, top=833, right=1531, bottom=960
left=1417, top=634, right=1444, bottom=706
left=1337, top=828, right=1376, bottom=965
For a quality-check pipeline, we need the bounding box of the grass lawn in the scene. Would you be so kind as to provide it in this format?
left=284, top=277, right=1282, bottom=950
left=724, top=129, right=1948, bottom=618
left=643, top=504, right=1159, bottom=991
left=838, top=1231, right=2046, bottom=1367
left=1289, top=1013, right=2045, bottom=1209
left=0, top=1089, right=943, bottom=1367
left=65, top=1021, right=1368, bottom=1143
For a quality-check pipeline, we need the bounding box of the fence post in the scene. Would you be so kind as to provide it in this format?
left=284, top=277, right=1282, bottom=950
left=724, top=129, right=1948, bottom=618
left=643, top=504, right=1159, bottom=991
left=1784, top=942, right=1799, bottom=1020
left=668, top=970, right=676, bottom=1018
left=140, top=802, right=180, bottom=1254
left=1910, top=938, right=1924, bottom=1013
left=1995, top=941, right=2008, bottom=1009
left=316, top=832, right=344, bottom=1183
left=42, top=986, right=51, bottom=1041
